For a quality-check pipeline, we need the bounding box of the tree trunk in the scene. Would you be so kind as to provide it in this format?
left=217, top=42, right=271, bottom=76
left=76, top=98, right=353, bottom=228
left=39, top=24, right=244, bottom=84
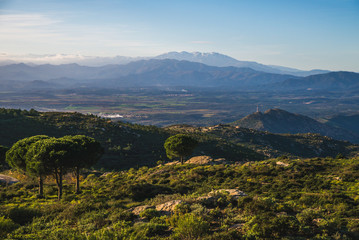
left=75, top=166, right=80, bottom=194
left=38, top=176, right=44, bottom=197
left=55, top=168, right=63, bottom=200
left=181, top=156, right=184, bottom=165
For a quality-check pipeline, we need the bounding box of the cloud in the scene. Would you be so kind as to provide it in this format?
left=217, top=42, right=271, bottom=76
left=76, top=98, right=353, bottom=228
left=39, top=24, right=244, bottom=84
left=0, top=13, right=61, bottom=27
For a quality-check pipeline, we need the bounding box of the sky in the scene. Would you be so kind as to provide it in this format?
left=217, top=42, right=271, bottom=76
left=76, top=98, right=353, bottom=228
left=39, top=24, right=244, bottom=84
left=0, top=0, right=358, bottom=71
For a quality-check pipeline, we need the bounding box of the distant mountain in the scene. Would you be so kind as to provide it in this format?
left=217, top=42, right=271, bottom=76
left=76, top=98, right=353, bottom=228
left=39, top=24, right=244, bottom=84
left=0, top=59, right=296, bottom=90
left=0, top=52, right=329, bottom=76
left=232, top=108, right=359, bottom=143
left=155, top=51, right=329, bottom=76
left=269, top=71, right=359, bottom=91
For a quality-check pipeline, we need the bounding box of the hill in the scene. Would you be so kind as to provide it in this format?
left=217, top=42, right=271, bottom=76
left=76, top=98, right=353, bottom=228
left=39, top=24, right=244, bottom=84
left=324, top=114, right=359, bottom=135
left=166, top=124, right=358, bottom=158
left=1, top=156, right=359, bottom=239
left=1, top=108, right=357, bottom=171
left=269, top=71, right=359, bottom=91
left=232, top=108, right=359, bottom=143
left=0, top=108, right=263, bottom=170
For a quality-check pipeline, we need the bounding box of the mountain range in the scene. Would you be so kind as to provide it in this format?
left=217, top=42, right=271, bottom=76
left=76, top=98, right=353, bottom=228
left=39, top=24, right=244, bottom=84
left=0, top=51, right=329, bottom=77
left=0, top=59, right=357, bottom=91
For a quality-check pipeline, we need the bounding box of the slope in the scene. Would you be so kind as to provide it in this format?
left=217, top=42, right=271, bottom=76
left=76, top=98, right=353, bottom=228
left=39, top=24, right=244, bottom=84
left=231, top=108, right=359, bottom=143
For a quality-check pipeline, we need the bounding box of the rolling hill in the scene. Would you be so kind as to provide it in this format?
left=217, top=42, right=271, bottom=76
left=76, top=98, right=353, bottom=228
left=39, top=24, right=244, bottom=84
left=231, top=108, right=359, bottom=143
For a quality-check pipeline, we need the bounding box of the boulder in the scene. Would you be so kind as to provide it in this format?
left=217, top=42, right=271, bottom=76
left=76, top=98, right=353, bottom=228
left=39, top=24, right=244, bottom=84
left=186, top=156, right=228, bottom=165
left=156, top=200, right=183, bottom=213
left=0, top=174, right=19, bottom=185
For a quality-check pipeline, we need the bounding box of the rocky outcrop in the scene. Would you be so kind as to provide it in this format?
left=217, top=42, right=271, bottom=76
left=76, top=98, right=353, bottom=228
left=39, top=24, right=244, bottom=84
left=132, top=205, right=154, bottom=215
left=155, top=200, right=183, bottom=213
left=208, top=189, right=247, bottom=199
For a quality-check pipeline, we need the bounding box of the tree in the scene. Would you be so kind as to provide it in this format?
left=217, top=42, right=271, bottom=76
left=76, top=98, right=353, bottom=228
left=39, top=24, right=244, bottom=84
left=164, top=134, right=198, bottom=164
left=61, top=135, right=103, bottom=193
left=0, top=145, right=9, bottom=170
left=26, top=137, right=74, bottom=200
left=6, top=135, right=50, bottom=196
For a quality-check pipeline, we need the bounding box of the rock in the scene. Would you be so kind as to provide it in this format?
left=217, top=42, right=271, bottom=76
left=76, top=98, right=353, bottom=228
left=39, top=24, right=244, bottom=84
left=209, top=189, right=247, bottom=199
left=156, top=200, right=183, bottom=213
left=276, top=161, right=289, bottom=167
left=186, top=156, right=228, bottom=165
left=0, top=174, right=19, bottom=185
left=132, top=205, right=154, bottom=215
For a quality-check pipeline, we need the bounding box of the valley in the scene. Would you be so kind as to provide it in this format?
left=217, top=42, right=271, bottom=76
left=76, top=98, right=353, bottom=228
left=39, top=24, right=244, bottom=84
left=1, top=87, right=359, bottom=127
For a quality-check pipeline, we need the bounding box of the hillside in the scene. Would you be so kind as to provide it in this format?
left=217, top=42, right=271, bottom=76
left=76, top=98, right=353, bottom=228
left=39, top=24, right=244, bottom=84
left=324, top=114, right=359, bottom=136
left=166, top=124, right=359, bottom=158
left=1, top=108, right=357, bottom=171
left=0, top=108, right=263, bottom=170
left=1, top=157, right=359, bottom=239
left=232, top=108, right=359, bottom=143
left=269, top=71, right=359, bottom=91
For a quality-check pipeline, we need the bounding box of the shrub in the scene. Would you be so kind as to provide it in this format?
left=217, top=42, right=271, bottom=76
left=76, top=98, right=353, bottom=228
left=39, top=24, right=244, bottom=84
left=173, top=214, right=210, bottom=240
left=0, top=216, right=19, bottom=238
left=139, top=208, right=160, bottom=220
left=8, top=206, right=41, bottom=225
left=133, top=222, right=168, bottom=237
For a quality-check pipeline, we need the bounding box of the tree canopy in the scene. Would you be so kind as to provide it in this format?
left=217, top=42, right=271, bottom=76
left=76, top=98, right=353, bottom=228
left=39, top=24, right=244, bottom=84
left=164, top=134, right=198, bottom=164
left=6, top=135, right=103, bottom=199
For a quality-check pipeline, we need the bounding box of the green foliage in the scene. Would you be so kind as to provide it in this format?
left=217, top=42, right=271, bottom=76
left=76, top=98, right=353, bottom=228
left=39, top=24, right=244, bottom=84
left=0, top=145, right=8, bottom=170
left=139, top=208, right=160, bottom=220
left=173, top=213, right=210, bottom=240
left=1, top=150, right=359, bottom=238
left=164, top=134, right=198, bottom=164
left=7, top=206, right=41, bottom=226
left=0, top=216, right=19, bottom=238
left=6, top=135, right=50, bottom=172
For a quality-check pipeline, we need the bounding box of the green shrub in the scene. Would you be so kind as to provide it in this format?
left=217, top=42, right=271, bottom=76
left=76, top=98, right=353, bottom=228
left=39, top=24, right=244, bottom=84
left=133, top=222, right=168, bottom=237
left=108, top=208, right=135, bottom=222
left=0, top=216, right=19, bottom=238
left=173, top=213, right=210, bottom=240
left=8, top=206, right=41, bottom=225
left=139, top=208, right=160, bottom=220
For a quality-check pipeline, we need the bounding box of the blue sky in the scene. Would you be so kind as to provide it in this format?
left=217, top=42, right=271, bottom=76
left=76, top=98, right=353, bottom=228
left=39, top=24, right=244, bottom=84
left=0, top=0, right=358, bottom=71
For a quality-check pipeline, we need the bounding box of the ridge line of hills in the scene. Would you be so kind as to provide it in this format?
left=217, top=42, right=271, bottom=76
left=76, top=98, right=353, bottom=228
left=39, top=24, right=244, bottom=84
left=0, top=59, right=358, bottom=91
left=1, top=108, right=358, bottom=171
left=0, top=51, right=330, bottom=76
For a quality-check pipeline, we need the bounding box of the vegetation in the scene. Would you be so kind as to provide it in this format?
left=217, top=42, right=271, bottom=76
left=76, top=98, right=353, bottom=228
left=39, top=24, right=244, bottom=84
left=164, top=134, right=198, bottom=164
left=1, top=108, right=359, bottom=238
left=6, top=135, right=103, bottom=199
left=1, top=156, right=359, bottom=239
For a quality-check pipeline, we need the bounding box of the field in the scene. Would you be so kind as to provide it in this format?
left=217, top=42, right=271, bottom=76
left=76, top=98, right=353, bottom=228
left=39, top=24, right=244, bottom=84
left=1, top=88, right=359, bottom=126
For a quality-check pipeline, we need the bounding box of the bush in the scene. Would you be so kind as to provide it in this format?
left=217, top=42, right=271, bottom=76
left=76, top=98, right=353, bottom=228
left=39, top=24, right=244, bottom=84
left=0, top=216, right=19, bottom=238
left=173, top=214, right=210, bottom=240
left=139, top=208, right=160, bottom=220
left=8, top=206, right=41, bottom=225
left=133, top=222, right=168, bottom=237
